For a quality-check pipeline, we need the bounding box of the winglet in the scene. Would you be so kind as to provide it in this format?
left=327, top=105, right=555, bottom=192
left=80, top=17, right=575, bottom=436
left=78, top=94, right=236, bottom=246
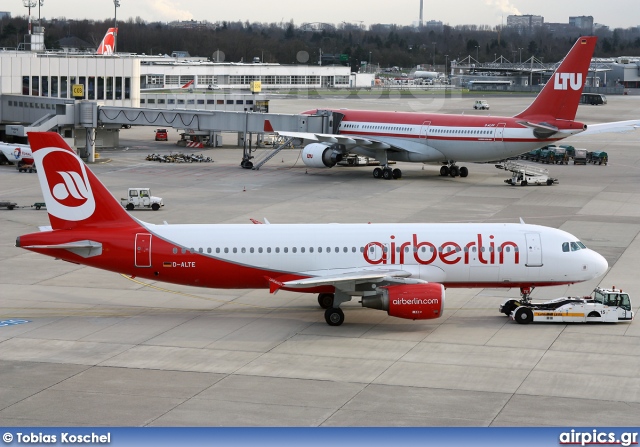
left=264, top=120, right=274, bottom=133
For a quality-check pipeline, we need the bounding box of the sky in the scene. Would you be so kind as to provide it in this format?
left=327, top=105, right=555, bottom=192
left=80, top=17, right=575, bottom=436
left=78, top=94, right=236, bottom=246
left=3, top=0, right=639, bottom=29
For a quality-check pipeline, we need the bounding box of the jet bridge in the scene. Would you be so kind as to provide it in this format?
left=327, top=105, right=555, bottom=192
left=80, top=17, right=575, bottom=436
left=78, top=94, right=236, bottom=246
left=1, top=93, right=343, bottom=167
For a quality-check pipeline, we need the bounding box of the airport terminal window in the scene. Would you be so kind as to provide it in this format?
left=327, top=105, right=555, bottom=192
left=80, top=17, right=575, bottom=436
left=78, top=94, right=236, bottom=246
left=187, top=99, right=195, bottom=104
left=32, top=76, right=40, bottom=96
left=116, top=77, right=122, bottom=100
left=236, top=100, right=243, bottom=105
left=97, top=77, right=105, bottom=100
left=125, top=78, right=131, bottom=99
left=140, top=99, right=146, bottom=104
left=147, top=99, right=155, bottom=104
left=168, top=99, right=175, bottom=104
left=158, top=99, right=166, bottom=104
left=217, top=100, right=224, bottom=104
left=51, top=77, right=58, bottom=97
left=178, top=99, right=185, bottom=104
left=165, top=75, right=179, bottom=85
left=88, top=77, right=95, bottom=100
left=276, top=76, right=290, bottom=84
left=197, top=99, right=204, bottom=105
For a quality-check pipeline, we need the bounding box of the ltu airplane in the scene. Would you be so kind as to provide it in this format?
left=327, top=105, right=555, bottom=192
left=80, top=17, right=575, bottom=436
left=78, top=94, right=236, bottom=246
left=16, top=132, right=608, bottom=326
left=270, top=36, right=639, bottom=179
left=0, top=142, right=33, bottom=165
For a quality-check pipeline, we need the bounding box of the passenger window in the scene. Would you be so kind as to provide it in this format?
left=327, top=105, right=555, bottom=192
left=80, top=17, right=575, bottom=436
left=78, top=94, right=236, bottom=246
left=172, top=248, right=177, bottom=254
left=250, top=248, right=254, bottom=253
left=275, top=248, right=280, bottom=253
left=224, top=248, right=229, bottom=253
left=233, top=248, right=237, bottom=253
left=207, top=248, right=211, bottom=254
left=284, top=247, right=288, bottom=253
left=241, top=247, right=246, bottom=253
left=258, top=247, right=263, bottom=253
left=216, top=248, right=220, bottom=253
left=292, top=247, right=297, bottom=253
left=267, top=247, right=271, bottom=253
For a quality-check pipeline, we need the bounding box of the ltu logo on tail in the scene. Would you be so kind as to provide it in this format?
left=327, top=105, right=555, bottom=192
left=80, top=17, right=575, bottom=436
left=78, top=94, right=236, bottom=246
left=13, top=148, right=21, bottom=159
left=35, top=147, right=96, bottom=221
left=554, top=73, right=583, bottom=91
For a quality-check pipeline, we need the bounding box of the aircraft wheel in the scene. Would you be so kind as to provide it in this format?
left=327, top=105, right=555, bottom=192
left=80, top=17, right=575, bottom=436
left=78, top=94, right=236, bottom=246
left=459, top=166, right=469, bottom=177
left=373, top=167, right=383, bottom=179
left=382, top=168, right=393, bottom=180
left=440, top=166, right=449, bottom=176
left=520, top=181, right=528, bottom=186
left=152, top=203, right=160, bottom=211
left=449, top=166, right=459, bottom=177
left=325, top=307, right=345, bottom=326
left=500, top=300, right=517, bottom=316
left=317, top=293, right=334, bottom=310
left=514, top=307, right=533, bottom=324
left=546, top=179, right=553, bottom=186
left=126, top=203, right=134, bottom=211
left=392, top=168, right=402, bottom=179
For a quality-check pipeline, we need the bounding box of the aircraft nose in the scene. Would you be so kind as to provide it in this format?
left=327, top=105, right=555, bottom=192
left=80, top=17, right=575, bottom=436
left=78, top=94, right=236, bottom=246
left=590, top=250, right=609, bottom=278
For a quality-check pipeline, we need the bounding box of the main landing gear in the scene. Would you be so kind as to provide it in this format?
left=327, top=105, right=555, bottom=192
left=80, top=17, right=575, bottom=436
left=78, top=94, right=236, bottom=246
left=439, top=164, right=469, bottom=178
left=372, top=166, right=402, bottom=180
left=317, top=292, right=350, bottom=326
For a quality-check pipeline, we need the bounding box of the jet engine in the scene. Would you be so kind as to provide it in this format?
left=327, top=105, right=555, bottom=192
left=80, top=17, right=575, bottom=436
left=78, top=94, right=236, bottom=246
left=301, top=143, right=343, bottom=168
left=361, top=283, right=445, bottom=320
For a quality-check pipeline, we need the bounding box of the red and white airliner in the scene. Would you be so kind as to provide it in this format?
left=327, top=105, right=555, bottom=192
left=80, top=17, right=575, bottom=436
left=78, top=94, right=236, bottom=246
left=96, top=28, right=117, bottom=55
left=0, top=142, right=33, bottom=165
left=272, top=36, right=638, bottom=179
left=17, top=132, right=608, bottom=325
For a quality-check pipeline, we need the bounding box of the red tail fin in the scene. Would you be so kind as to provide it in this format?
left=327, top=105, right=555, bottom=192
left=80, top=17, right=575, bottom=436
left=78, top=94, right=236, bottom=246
left=181, top=80, right=194, bottom=89
left=515, top=36, right=596, bottom=121
left=96, top=28, right=117, bottom=55
left=27, top=132, right=135, bottom=230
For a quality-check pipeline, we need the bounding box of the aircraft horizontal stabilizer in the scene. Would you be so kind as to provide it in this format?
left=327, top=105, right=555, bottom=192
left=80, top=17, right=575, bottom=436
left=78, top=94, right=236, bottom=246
left=570, top=120, right=640, bottom=137
left=20, top=240, right=103, bottom=258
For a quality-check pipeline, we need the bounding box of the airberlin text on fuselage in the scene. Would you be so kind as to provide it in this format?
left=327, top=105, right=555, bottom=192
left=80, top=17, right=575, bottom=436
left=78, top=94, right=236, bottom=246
left=363, top=233, right=520, bottom=266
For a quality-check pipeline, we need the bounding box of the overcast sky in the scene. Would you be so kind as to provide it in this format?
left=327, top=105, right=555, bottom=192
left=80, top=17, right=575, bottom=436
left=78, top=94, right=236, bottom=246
left=3, top=0, right=639, bottom=29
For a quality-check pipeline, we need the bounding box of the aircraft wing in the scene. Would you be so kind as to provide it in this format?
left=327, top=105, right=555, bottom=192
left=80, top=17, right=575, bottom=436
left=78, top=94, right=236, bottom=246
left=572, top=120, right=640, bottom=136
left=274, top=130, right=392, bottom=150
left=267, top=268, right=435, bottom=295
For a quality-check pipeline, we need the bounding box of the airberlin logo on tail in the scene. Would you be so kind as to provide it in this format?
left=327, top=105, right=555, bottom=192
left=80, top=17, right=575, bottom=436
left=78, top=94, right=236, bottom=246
left=554, top=73, right=583, bottom=91
left=34, top=147, right=95, bottom=221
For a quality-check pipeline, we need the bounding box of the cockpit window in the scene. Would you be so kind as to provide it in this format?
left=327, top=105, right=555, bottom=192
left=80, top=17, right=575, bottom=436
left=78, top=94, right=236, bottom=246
left=564, top=241, right=586, bottom=252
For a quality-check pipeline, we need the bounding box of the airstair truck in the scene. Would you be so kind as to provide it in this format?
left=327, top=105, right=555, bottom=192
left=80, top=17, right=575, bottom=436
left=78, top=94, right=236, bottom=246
left=498, top=160, right=557, bottom=186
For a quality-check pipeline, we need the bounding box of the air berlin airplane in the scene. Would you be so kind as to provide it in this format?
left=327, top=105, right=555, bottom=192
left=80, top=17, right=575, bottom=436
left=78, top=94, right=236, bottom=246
left=271, top=36, right=638, bottom=179
left=96, top=28, right=117, bottom=55
left=17, top=132, right=608, bottom=325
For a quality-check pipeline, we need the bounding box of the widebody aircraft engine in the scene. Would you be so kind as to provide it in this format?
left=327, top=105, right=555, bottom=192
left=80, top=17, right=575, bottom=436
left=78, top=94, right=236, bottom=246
left=301, top=143, right=343, bottom=168
left=361, top=283, right=445, bottom=320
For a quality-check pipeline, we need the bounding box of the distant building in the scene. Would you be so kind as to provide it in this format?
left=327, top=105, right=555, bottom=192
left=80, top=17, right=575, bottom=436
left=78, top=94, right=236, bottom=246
left=0, top=12, right=11, bottom=19
left=569, top=16, right=594, bottom=33
left=507, top=14, right=544, bottom=33
left=425, top=20, right=444, bottom=31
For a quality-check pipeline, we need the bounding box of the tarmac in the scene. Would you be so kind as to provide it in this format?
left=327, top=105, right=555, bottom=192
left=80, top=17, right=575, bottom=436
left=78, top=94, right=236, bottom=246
left=0, top=92, right=639, bottom=426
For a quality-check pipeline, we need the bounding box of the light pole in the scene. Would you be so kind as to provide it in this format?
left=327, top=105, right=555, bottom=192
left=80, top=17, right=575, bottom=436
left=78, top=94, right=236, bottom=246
left=444, top=54, right=448, bottom=80
left=475, top=45, right=479, bottom=63
left=518, top=47, right=523, bottom=63
left=23, top=1, right=37, bottom=34
left=369, top=51, right=372, bottom=73
left=432, top=42, right=436, bottom=70
left=114, top=0, right=120, bottom=53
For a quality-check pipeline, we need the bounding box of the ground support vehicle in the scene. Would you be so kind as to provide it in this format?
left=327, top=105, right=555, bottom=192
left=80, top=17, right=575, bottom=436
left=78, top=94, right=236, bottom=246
left=573, top=148, right=588, bottom=165
left=540, top=146, right=568, bottom=164
left=154, top=129, right=168, bottom=141
left=121, top=188, right=164, bottom=211
left=0, top=201, right=17, bottom=210
left=520, top=148, right=542, bottom=162
left=32, top=202, right=46, bottom=210
left=587, top=151, right=608, bottom=165
left=500, top=287, right=634, bottom=324
left=17, top=161, right=37, bottom=173
left=498, top=161, right=557, bottom=186
left=473, top=100, right=490, bottom=110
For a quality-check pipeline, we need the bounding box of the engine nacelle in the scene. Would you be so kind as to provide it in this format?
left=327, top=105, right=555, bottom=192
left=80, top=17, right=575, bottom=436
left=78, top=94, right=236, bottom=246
left=361, top=283, right=445, bottom=320
left=301, top=143, right=342, bottom=168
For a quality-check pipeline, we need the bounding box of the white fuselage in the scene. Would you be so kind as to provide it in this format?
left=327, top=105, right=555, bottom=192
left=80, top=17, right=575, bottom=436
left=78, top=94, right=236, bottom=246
left=144, top=222, right=607, bottom=289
